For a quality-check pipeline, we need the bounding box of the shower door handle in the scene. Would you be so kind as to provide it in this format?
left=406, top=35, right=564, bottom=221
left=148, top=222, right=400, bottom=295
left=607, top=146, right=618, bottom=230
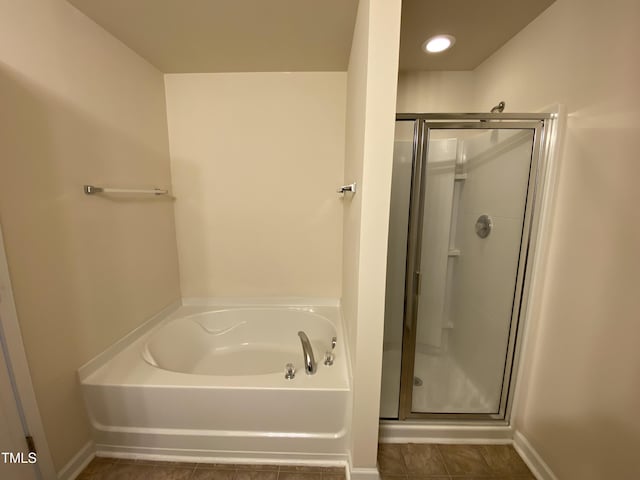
left=414, top=271, right=421, bottom=296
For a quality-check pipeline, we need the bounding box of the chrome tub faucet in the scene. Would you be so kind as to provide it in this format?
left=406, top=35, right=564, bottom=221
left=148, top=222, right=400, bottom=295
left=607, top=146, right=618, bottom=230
left=297, top=331, right=317, bottom=375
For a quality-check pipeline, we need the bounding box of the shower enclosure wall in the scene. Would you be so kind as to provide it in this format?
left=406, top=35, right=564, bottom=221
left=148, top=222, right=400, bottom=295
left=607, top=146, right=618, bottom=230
left=381, top=113, right=553, bottom=423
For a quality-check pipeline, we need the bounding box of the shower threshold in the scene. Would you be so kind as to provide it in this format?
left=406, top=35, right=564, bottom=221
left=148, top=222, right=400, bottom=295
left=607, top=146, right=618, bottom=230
left=378, top=419, right=513, bottom=444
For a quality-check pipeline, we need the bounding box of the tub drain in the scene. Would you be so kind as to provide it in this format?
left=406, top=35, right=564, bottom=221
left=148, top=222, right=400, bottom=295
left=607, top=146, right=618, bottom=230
left=413, top=376, right=423, bottom=386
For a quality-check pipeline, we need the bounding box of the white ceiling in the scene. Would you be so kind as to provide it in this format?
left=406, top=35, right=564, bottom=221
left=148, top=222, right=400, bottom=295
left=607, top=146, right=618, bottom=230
left=66, top=0, right=359, bottom=73
left=67, top=0, right=555, bottom=73
left=400, top=0, right=556, bottom=71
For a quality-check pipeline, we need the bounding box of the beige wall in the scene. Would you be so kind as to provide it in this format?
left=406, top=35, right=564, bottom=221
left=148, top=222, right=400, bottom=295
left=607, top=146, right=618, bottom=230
left=164, top=73, right=346, bottom=298
left=342, top=0, right=370, bottom=366
left=396, top=71, right=475, bottom=113
left=472, top=0, right=640, bottom=478
left=343, top=0, right=402, bottom=469
left=0, top=0, right=180, bottom=471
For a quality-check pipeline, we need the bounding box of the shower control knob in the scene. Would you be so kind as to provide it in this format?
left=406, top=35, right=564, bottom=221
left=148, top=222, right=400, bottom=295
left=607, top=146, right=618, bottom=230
left=475, top=214, right=493, bottom=239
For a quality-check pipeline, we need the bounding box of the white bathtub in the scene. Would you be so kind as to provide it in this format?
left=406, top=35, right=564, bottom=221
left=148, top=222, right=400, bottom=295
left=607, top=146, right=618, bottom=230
left=79, top=300, right=351, bottom=463
left=142, top=308, right=337, bottom=376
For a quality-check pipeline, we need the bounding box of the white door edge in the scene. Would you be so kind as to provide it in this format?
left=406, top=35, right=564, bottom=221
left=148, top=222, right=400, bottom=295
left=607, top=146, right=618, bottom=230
left=0, top=222, right=56, bottom=478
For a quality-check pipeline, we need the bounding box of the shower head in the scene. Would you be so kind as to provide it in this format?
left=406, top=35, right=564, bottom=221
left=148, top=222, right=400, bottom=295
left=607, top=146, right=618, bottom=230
left=491, top=101, right=506, bottom=113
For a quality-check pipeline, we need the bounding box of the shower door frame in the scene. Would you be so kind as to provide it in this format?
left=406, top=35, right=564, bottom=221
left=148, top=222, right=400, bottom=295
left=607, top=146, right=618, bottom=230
left=396, top=113, right=551, bottom=421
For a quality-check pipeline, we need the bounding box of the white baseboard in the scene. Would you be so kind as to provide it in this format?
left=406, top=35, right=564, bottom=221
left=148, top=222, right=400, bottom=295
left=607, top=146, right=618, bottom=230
left=58, top=429, right=551, bottom=480
left=57, top=440, right=95, bottom=480
left=346, top=454, right=380, bottom=480
left=95, top=445, right=347, bottom=467
left=513, top=431, right=557, bottom=480
left=347, top=467, right=380, bottom=480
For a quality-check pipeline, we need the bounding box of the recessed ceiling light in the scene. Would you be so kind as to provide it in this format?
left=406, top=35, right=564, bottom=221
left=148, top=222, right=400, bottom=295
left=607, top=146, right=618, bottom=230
left=422, top=35, right=456, bottom=53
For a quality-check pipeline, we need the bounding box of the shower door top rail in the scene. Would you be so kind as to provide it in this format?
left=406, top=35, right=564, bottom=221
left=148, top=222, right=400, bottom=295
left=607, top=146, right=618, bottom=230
left=397, top=112, right=553, bottom=121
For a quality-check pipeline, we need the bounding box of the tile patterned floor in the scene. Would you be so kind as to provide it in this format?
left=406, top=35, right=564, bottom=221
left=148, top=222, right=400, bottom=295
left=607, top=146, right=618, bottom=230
left=378, top=443, right=535, bottom=479
left=78, top=444, right=534, bottom=480
left=78, top=458, right=346, bottom=480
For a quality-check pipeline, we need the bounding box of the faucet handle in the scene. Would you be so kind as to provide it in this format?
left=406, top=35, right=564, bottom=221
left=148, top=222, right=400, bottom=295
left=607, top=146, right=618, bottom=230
left=324, top=351, right=334, bottom=366
left=324, top=337, right=337, bottom=366
left=284, top=363, right=296, bottom=379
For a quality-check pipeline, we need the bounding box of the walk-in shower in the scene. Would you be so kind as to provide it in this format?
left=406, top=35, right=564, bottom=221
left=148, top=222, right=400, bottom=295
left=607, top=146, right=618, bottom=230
left=380, top=113, right=555, bottom=429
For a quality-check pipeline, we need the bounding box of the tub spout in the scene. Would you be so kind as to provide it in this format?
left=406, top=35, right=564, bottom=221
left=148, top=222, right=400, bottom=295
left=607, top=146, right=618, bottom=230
left=297, top=331, right=317, bottom=375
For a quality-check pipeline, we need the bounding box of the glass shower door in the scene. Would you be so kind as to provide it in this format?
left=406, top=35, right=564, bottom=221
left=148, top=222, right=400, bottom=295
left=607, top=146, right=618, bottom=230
left=401, top=122, right=542, bottom=417
left=380, top=120, right=417, bottom=418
